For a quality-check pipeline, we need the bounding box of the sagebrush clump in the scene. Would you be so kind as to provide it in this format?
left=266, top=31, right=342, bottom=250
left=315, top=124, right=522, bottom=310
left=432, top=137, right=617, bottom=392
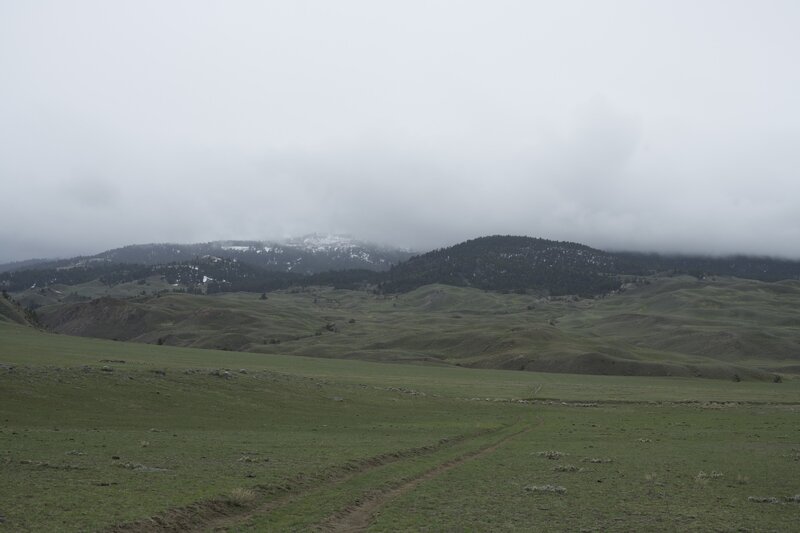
left=553, top=464, right=581, bottom=472
left=227, top=487, right=257, bottom=506
left=582, top=457, right=613, bottom=464
left=536, top=450, right=565, bottom=460
left=748, top=496, right=780, bottom=504
left=525, top=484, right=567, bottom=494
left=695, top=471, right=724, bottom=484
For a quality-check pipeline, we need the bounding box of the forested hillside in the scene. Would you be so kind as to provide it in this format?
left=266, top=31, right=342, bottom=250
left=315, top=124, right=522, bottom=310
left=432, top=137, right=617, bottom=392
left=3, top=235, right=800, bottom=301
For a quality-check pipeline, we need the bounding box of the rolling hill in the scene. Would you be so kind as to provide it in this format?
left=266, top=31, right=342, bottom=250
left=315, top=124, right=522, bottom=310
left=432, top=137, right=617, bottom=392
left=379, top=235, right=800, bottom=296
left=0, top=292, right=33, bottom=325
left=5, top=233, right=800, bottom=381
left=34, top=276, right=800, bottom=380
left=379, top=235, right=622, bottom=296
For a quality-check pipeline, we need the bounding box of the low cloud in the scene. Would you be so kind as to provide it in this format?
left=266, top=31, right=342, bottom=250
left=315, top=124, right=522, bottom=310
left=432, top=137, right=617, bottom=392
left=61, top=175, right=119, bottom=209
left=1, top=1, right=799, bottom=262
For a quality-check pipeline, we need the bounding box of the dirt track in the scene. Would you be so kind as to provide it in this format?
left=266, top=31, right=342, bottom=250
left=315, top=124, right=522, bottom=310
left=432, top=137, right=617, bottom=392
left=319, top=425, right=533, bottom=532
left=106, top=426, right=504, bottom=533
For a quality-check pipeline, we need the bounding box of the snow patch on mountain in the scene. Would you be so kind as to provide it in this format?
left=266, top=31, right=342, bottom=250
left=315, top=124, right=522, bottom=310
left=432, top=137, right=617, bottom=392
left=283, top=234, right=359, bottom=252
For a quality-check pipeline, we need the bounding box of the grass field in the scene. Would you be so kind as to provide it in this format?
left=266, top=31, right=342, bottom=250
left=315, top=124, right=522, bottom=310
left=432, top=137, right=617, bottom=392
left=1, top=321, right=798, bottom=531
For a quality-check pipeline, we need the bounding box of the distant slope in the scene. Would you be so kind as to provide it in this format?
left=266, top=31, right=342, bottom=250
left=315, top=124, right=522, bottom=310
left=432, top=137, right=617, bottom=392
left=0, top=257, right=384, bottom=303
left=614, top=251, right=800, bottom=282
left=36, top=277, right=800, bottom=380
left=0, top=258, right=53, bottom=274
left=9, top=235, right=414, bottom=275
left=5, top=234, right=800, bottom=299
left=379, top=236, right=800, bottom=295
left=36, top=296, right=171, bottom=341
left=0, top=235, right=412, bottom=298
left=0, top=292, right=35, bottom=326
left=380, top=236, right=623, bottom=296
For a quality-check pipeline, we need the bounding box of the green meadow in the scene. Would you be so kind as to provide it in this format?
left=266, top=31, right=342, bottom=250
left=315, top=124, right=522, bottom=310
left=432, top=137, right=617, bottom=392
left=1, top=320, right=798, bottom=531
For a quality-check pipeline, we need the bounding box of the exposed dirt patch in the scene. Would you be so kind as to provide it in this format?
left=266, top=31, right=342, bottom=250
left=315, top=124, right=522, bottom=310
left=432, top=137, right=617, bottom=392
left=38, top=297, right=166, bottom=341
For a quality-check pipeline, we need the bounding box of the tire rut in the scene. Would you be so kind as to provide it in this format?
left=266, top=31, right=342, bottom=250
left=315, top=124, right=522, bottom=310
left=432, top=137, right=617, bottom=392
left=318, top=424, right=533, bottom=533
left=104, top=426, right=502, bottom=533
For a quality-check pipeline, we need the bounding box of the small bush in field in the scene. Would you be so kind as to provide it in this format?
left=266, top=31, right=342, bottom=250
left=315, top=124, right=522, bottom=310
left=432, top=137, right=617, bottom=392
left=227, top=487, right=257, bottom=507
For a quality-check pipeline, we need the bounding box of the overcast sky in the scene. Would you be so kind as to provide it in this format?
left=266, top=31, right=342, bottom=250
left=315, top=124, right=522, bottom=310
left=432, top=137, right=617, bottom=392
left=2, top=1, right=800, bottom=262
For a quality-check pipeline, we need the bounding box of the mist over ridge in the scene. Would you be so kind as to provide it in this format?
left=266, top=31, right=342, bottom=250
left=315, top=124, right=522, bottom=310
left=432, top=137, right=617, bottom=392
left=2, top=1, right=800, bottom=262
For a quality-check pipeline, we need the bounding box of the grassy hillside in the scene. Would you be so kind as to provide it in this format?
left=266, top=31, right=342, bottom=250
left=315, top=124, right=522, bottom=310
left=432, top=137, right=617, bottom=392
left=0, top=297, right=25, bottom=325
left=34, top=276, right=800, bottom=380
left=10, top=275, right=179, bottom=310
left=1, top=323, right=798, bottom=531
left=0, top=293, right=34, bottom=325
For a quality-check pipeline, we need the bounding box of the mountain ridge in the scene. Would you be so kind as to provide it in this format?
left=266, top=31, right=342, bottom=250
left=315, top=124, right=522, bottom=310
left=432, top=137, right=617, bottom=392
left=3, top=234, right=800, bottom=300
left=0, top=234, right=414, bottom=275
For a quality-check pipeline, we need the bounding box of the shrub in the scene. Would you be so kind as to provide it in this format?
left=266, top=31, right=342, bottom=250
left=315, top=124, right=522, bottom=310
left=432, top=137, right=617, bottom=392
left=748, top=496, right=780, bottom=504
left=227, top=487, right=257, bottom=507
left=553, top=464, right=581, bottom=472
left=525, top=484, right=567, bottom=494
left=536, top=450, right=565, bottom=460
left=695, top=471, right=723, bottom=485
